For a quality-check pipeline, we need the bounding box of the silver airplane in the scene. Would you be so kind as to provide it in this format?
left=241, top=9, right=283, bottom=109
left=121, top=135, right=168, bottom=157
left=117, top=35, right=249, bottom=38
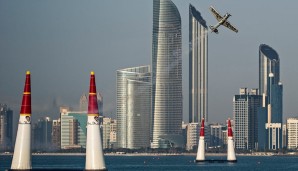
left=209, top=6, right=238, bottom=34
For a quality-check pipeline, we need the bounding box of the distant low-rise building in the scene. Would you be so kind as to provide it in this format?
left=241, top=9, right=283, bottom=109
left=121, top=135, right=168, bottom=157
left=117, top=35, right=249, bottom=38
left=222, top=130, right=228, bottom=147
left=186, top=123, right=199, bottom=151
left=209, top=123, right=225, bottom=148
left=287, top=118, right=298, bottom=149
left=266, top=123, right=282, bottom=150
left=181, top=122, right=188, bottom=148
left=102, top=117, right=117, bottom=149
left=282, top=124, right=287, bottom=148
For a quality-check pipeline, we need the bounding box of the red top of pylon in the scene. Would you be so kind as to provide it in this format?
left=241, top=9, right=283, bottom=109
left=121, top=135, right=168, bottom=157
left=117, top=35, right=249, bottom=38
left=228, top=118, right=233, bottom=137
left=20, top=71, right=31, bottom=115
left=200, top=118, right=205, bottom=137
left=88, top=71, right=99, bottom=115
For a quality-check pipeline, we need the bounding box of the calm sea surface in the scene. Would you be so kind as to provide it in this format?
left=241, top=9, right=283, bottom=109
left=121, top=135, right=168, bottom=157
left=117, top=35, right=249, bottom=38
left=1, top=154, right=298, bottom=171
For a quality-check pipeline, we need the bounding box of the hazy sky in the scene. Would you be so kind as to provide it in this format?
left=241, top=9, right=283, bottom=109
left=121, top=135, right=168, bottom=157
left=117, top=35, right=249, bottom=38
left=1, top=0, right=298, bottom=124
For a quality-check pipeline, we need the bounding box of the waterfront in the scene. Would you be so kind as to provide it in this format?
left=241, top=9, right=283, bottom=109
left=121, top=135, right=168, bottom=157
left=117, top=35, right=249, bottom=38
left=1, top=154, right=298, bottom=170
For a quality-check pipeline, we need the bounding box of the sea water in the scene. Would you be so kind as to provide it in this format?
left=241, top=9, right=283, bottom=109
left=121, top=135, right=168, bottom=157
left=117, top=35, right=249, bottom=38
left=1, top=154, right=298, bottom=171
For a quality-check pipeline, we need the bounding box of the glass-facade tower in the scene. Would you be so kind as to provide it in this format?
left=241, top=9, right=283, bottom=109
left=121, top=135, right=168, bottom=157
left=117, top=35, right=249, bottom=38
left=259, top=44, right=283, bottom=149
left=116, top=66, right=151, bottom=149
left=152, top=0, right=183, bottom=148
left=189, top=4, right=208, bottom=123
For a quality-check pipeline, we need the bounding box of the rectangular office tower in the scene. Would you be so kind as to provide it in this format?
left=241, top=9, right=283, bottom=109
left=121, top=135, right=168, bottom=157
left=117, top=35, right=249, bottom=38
left=52, top=119, right=61, bottom=150
left=233, top=88, right=262, bottom=149
left=60, top=111, right=87, bottom=149
left=116, top=66, right=151, bottom=149
left=189, top=4, right=208, bottom=123
left=287, top=118, right=298, bottom=149
left=259, top=44, right=283, bottom=150
left=151, top=0, right=183, bottom=148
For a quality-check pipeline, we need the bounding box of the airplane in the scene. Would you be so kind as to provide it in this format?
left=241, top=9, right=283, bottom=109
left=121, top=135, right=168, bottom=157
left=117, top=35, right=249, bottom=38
left=209, top=6, right=238, bottom=34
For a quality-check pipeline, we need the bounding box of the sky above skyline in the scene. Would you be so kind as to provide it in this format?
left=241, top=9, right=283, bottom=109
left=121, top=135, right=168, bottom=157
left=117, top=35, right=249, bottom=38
left=1, top=0, right=298, bottom=124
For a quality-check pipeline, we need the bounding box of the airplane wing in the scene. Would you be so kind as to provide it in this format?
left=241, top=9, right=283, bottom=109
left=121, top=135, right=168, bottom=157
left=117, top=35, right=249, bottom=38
left=209, top=6, right=223, bottom=22
left=223, top=21, right=238, bottom=33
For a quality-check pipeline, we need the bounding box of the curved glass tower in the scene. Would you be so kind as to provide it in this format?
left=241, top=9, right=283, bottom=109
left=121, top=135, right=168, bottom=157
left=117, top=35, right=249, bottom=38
left=189, top=4, right=208, bottom=123
left=116, top=66, right=151, bottom=149
left=152, top=0, right=183, bottom=148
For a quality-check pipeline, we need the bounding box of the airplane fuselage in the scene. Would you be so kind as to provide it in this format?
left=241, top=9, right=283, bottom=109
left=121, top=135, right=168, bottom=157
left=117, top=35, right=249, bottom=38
left=212, top=14, right=231, bottom=30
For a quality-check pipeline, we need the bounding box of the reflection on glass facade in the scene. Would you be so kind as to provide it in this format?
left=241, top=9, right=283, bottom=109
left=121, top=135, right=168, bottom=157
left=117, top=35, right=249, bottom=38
left=189, top=4, right=208, bottom=123
left=152, top=0, right=183, bottom=148
left=116, top=66, right=151, bottom=149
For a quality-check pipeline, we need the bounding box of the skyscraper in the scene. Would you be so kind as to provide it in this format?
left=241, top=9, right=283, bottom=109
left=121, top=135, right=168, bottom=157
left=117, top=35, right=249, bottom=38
left=189, top=4, right=208, bottom=123
left=60, top=111, right=87, bottom=149
left=97, top=92, right=103, bottom=116
left=233, top=88, right=262, bottom=149
left=52, top=119, right=61, bottom=150
left=151, top=0, right=183, bottom=149
left=259, top=44, right=283, bottom=150
left=32, top=117, right=52, bottom=151
left=80, top=94, right=88, bottom=112
left=259, top=44, right=283, bottom=124
left=116, top=66, right=151, bottom=149
left=0, top=104, right=13, bottom=151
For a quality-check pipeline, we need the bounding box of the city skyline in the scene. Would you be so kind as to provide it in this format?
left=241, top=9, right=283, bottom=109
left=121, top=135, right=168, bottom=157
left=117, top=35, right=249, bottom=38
left=1, top=0, right=298, bottom=125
